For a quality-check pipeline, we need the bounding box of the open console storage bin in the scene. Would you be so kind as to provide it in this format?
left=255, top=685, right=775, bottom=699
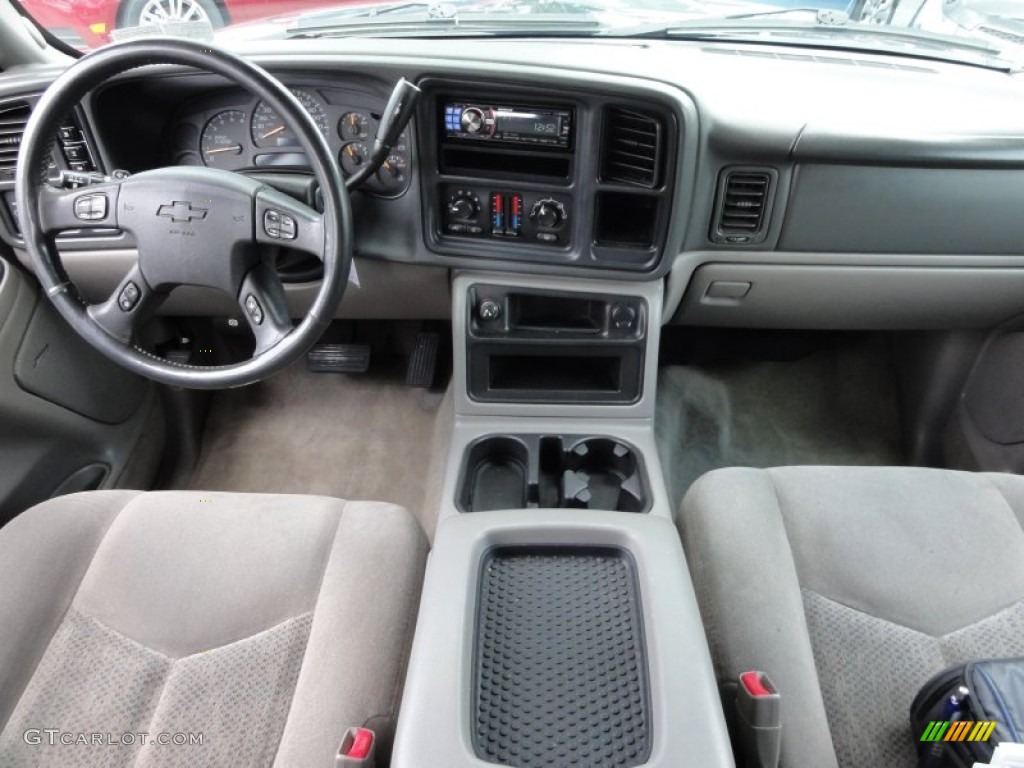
left=457, top=434, right=650, bottom=513
left=474, top=546, right=651, bottom=767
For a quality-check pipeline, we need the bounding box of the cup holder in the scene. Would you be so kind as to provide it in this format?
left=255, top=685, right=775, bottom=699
left=457, top=434, right=649, bottom=513
left=561, top=438, right=645, bottom=513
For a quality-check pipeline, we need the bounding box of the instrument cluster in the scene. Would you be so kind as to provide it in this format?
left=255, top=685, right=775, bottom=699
left=169, top=86, right=411, bottom=197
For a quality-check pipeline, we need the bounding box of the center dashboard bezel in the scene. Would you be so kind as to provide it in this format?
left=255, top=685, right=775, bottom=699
left=417, top=76, right=680, bottom=273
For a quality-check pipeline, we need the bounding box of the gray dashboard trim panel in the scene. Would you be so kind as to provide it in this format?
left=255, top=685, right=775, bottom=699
left=792, top=127, right=1024, bottom=168
left=14, top=248, right=451, bottom=319
left=674, top=263, right=1024, bottom=329
left=665, top=251, right=1024, bottom=327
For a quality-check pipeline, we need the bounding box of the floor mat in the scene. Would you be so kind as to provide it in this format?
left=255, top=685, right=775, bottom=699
left=656, top=339, right=904, bottom=511
left=188, top=361, right=442, bottom=533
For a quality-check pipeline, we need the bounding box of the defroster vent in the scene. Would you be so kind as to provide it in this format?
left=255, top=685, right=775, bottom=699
left=600, top=107, right=663, bottom=188
left=0, top=101, right=30, bottom=182
left=713, top=168, right=776, bottom=244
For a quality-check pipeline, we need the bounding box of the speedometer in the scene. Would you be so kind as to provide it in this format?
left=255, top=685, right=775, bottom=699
left=251, top=89, right=329, bottom=148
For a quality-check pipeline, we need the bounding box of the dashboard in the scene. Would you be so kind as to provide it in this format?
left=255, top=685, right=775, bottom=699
left=3, top=36, right=1024, bottom=330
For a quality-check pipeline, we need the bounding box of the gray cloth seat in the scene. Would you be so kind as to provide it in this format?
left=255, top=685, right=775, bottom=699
left=679, top=466, right=1024, bottom=768
left=0, top=490, right=428, bottom=768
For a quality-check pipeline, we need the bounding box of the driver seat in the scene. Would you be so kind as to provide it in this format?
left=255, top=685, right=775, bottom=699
left=0, top=490, right=427, bottom=767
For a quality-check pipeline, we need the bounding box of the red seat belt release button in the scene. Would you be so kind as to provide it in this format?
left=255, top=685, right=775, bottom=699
left=736, top=671, right=781, bottom=768
left=336, top=727, right=375, bottom=768
left=741, top=671, right=774, bottom=698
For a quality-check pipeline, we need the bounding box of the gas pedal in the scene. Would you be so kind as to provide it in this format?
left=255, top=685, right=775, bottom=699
left=406, top=331, right=439, bottom=388
left=307, top=344, right=371, bottom=374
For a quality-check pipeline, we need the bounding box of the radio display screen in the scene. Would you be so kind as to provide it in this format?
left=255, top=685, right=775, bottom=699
left=494, top=109, right=562, bottom=139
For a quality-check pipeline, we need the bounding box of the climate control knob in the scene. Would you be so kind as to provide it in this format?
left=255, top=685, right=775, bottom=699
left=447, top=191, right=480, bottom=221
left=529, top=199, right=566, bottom=230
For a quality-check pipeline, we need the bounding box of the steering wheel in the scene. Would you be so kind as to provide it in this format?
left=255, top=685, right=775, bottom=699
left=16, top=39, right=352, bottom=389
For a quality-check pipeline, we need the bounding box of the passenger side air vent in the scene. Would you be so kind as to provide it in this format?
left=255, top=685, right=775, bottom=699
left=712, top=168, right=777, bottom=244
left=0, top=101, right=30, bottom=182
left=600, top=107, right=664, bottom=188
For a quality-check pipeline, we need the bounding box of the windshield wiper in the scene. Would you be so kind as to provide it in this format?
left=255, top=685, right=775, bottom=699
left=286, top=0, right=603, bottom=38
left=610, top=17, right=1008, bottom=67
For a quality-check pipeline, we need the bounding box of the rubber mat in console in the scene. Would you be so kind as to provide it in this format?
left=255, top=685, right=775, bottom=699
left=473, top=547, right=651, bottom=767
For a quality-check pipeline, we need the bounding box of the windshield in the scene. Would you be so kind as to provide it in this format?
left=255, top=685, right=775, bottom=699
left=14, top=0, right=1024, bottom=68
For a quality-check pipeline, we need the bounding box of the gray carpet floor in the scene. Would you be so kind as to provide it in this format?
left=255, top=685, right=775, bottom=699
left=188, top=361, right=443, bottom=533
left=656, top=339, right=905, bottom=511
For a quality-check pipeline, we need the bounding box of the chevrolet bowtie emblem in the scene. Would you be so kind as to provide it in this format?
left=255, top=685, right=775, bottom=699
left=157, top=201, right=208, bottom=223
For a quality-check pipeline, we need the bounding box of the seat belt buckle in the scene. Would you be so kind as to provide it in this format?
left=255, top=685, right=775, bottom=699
left=336, top=727, right=376, bottom=768
left=736, top=671, right=782, bottom=768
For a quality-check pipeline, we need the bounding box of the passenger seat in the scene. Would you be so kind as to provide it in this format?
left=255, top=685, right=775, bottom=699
left=679, top=466, right=1024, bottom=768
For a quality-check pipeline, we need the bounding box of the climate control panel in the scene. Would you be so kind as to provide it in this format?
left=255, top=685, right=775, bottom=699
left=441, top=185, right=571, bottom=247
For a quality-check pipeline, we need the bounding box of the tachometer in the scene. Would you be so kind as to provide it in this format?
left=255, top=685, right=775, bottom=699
left=201, top=110, right=247, bottom=168
left=251, top=89, right=329, bottom=148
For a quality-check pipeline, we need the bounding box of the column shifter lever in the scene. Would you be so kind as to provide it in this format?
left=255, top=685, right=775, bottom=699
left=345, top=78, right=422, bottom=190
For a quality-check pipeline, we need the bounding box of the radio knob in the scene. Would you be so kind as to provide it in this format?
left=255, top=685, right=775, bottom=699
left=530, top=199, right=566, bottom=230
left=460, top=107, right=486, bottom=134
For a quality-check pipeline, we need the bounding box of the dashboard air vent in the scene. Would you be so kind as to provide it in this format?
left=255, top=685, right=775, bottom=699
left=601, top=107, right=663, bottom=188
left=0, top=101, right=30, bottom=182
left=712, top=168, right=776, bottom=244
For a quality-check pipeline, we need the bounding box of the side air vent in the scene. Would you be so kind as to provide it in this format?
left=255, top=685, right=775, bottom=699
left=0, top=101, right=30, bottom=182
left=712, top=168, right=777, bottom=244
left=601, top=107, right=664, bottom=188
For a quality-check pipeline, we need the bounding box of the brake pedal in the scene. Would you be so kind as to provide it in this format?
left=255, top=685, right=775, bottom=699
left=406, top=331, right=439, bottom=388
left=307, top=344, right=371, bottom=373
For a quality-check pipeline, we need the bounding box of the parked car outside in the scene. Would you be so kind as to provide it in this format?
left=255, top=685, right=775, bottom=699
left=19, top=0, right=363, bottom=47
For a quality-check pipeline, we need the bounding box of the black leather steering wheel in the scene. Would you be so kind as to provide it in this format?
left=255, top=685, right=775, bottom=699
left=16, top=38, right=352, bottom=389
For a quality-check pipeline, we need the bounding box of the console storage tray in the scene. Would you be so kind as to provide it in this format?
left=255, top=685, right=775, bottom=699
left=474, top=546, right=650, bottom=767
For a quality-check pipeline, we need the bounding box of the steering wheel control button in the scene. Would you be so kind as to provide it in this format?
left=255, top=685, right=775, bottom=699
left=74, top=193, right=107, bottom=221
left=118, top=281, right=141, bottom=312
left=263, top=209, right=296, bottom=240
left=244, top=294, right=264, bottom=325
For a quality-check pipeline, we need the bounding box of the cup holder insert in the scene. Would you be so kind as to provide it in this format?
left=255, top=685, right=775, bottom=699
left=461, top=437, right=530, bottom=513
left=457, top=434, right=650, bottom=513
left=561, top=437, right=645, bottom=513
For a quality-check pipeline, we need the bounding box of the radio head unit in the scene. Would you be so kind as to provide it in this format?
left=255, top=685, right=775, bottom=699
left=443, top=102, right=573, bottom=148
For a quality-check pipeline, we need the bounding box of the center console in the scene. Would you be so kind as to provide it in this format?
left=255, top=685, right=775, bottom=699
left=391, top=272, right=736, bottom=768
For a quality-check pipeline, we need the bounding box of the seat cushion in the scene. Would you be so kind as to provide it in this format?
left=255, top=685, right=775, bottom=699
left=0, top=490, right=427, bottom=767
left=679, top=466, right=1024, bottom=768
